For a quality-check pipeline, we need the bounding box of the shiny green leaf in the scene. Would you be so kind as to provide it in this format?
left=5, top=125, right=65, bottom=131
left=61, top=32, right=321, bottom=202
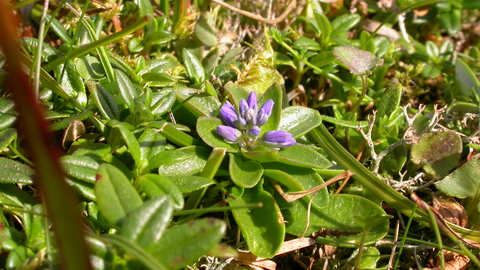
left=330, top=13, right=361, bottom=38
left=183, top=49, right=205, bottom=85
left=280, top=194, right=389, bottom=247
left=91, top=83, right=120, bottom=120
left=0, top=157, right=34, bottom=184
left=95, top=164, right=143, bottom=226
left=175, top=87, right=221, bottom=117
left=263, top=163, right=329, bottom=208
left=456, top=58, right=480, bottom=98
left=121, top=196, right=173, bottom=247
left=229, top=153, right=263, bottom=188
left=197, top=117, right=238, bottom=152
left=139, top=174, right=184, bottom=210
left=150, top=218, right=226, bottom=269
left=155, top=146, right=210, bottom=176
left=277, top=144, right=332, bottom=169
left=228, top=186, right=285, bottom=258
left=278, top=106, right=322, bottom=138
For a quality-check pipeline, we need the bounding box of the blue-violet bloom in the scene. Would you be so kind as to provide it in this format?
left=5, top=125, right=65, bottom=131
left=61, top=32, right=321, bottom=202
left=216, top=92, right=296, bottom=150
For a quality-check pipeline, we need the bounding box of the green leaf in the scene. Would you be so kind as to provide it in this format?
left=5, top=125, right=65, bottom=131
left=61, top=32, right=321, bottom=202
left=138, top=128, right=167, bottom=162
left=435, top=155, right=480, bottom=208
left=90, top=83, right=120, bottom=120
left=166, top=175, right=214, bottom=193
left=263, top=163, right=329, bottom=208
left=310, top=51, right=336, bottom=68
left=440, top=9, right=461, bottom=36
left=277, top=144, right=332, bottom=169
left=0, top=128, right=16, bottom=151
left=280, top=194, right=389, bottom=247
left=241, top=147, right=279, bottom=162
left=55, top=61, right=86, bottom=105
left=258, top=83, right=283, bottom=133
left=313, top=11, right=331, bottom=44
left=0, top=184, right=36, bottom=209
left=278, top=106, right=322, bottom=138
left=45, top=14, right=72, bottom=44
left=175, top=87, right=221, bottom=117
left=100, top=234, right=167, bottom=270
left=360, top=247, right=381, bottom=269
left=410, top=131, right=462, bottom=177
left=293, top=37, right=320, bottom=51
left=223, top=82, right=249, bottom=105
left=23, top=204, right=46, bottom=250
left=143, top=73, right=176, bottom=87
left=135, top=0, right=153, bottom=17
left=194, top=13, right=217, bottom=47
left=158, top=121, right=203, bottom=147
left=0, top=157, right=34, bottom=184
left=182, top=49, right=205, bottom=85
left=121, top=196, right=173, bottom=248
left=229, top=153, right=264, bottom=188
left=150, top=218, right=226, bottom=269
left=95, top=164, right=143, bottom=226
left=155, top=146, right=210, bottom=176
left=76, top=56, right=106, bottom=80
left=114, top=69, right=137, bottom=110
left=456, top=58, right=480, bottom=98
left=330, top=13, right=361, bottom=38
left=61, top=155, right=101, bottom=184
left=333, top=46, right=384, bottom=75
left=197, top=117, right=238, bottom=152
left=107, top=120, right=142, bottom=168
left=376, top=83, right=402, bottom=119
left=425, top=41, right=439, bottom=59
left=139, top=174, right=184, bottom=210
left=228, top=186, right=285, bottom=258
left=421, top=64, right=441, bottom=79
left=0, top=98, right=16, bottom=130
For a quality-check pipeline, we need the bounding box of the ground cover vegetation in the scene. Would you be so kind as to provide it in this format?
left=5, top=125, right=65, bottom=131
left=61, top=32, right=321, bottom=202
left=0, top=0, right=480, bottom=268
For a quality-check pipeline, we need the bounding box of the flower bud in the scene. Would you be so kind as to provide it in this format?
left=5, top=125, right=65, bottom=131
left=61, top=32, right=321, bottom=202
left=219, top=101, right=238, bottom=127
left=261, top=130, right=296, bottom=147
left=216, top=125, right=242, bottom=143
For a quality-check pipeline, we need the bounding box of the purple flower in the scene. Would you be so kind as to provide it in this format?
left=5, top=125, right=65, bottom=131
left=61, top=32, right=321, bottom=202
left=256, top=100, right=274, bottom=126
left=219, top=101, right=238, bottom=127
left=261, top=130, right=296, bottom=147
left=216, top=91, right=295, bottom=150
left=216, top=125, right=242, bottom=143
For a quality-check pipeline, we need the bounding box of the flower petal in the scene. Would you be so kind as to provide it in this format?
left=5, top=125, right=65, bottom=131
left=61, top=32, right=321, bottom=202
left=239, top=99, right=248, bottom=118
left=219, top=101, right=238, bottom=127
left=247, top=91, right=257, bottom=110
left=259, top=100, right=274, bottom=116
left=248, top=126, right=260, bottom=137
left=216, top=125, right=242, bottom=142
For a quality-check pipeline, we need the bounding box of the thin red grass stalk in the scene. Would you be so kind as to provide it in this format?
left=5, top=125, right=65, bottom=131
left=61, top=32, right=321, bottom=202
left=0, top=1, right=92, bottom=269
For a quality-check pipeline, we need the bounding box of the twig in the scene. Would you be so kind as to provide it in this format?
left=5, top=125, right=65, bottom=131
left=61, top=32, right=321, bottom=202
left=210, top=0, right=297, bottom=24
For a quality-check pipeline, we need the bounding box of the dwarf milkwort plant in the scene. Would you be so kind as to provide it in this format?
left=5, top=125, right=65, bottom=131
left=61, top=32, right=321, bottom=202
left=216, top=92, right=296, bottom=150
